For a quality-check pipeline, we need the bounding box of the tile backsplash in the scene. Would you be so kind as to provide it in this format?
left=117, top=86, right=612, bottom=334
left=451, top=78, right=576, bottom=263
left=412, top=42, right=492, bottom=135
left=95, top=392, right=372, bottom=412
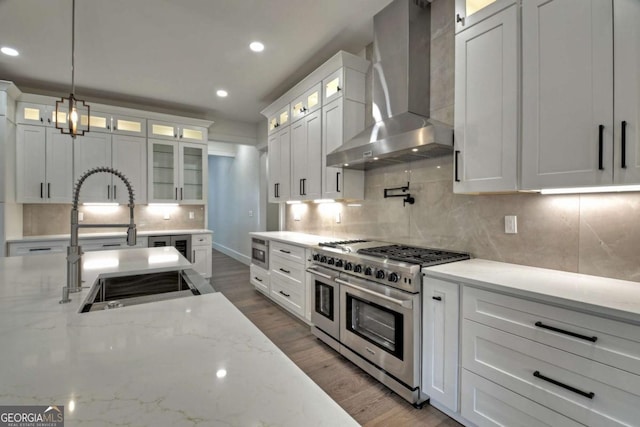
left=23, top=204, right=205, bottom=236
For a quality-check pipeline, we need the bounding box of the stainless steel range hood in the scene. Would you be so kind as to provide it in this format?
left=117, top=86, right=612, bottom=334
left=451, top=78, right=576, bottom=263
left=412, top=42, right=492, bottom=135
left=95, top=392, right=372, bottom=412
left=326, top=0, right=453, bottom=171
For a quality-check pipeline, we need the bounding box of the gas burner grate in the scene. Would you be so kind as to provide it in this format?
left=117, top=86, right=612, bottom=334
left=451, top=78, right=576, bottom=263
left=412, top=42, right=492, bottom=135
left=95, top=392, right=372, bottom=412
left=357, top=245, right=470, bottom=266
left=319, top=239, right=369, bottom=248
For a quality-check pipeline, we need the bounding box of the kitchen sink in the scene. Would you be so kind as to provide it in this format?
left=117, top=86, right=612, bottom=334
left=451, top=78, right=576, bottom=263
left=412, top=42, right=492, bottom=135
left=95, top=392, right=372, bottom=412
left=80, top=268, right=215, bottom=312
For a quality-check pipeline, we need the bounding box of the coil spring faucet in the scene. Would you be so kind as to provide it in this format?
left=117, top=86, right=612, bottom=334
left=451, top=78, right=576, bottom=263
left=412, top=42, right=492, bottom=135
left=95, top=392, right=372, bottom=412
left=60, top=167, right=136, bottom=303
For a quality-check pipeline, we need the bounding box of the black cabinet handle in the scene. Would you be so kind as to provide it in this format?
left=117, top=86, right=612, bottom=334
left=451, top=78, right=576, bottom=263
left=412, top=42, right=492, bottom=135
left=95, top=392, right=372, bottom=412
left=456, top=13, right=464, bottom=23
left=336, top=172, right=341, bottom=192
left=534, top=321, right=597, bottom=342
left=102, top=243, right=121, bottom=247
left=621, top=120, right=627, bottom=169
left=533, top=371, right=594, bottom=399
left=274, top=183, right=278, bottom=198
left=40, top=182, right=43, bottom=199
left=598, top=124, right=604, bottom=170
left=180, top=187, right=183, bottom=200
left=302, top=178, right=307, bottom=195
left=279, top=290, right=291, bottom=298
left=279, top=268, right=291, bottom=274
left=107, top=185, right=111, bottom=199
left=299, top=179, right=303, bottom=196
left=47, top=183, right=50, bottom=198
left=175, top=187, right=178, bottom=200
left=40, top=117, right=43, bottom=123
left=279, top=249, right=291, bottom=254
left=454, top=150, right=461, bottom=182
left=29, top=247, right=52, bottom=252
left=254, top=276, right=263, bottom=282
left=113, top=185, right=117, bottom=200
left=432, top=296, right=442, bottom=301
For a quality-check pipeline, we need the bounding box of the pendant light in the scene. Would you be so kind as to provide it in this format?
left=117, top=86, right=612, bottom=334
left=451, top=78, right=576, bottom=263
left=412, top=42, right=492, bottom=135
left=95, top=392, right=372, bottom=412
left=56, top=0, right=90, bottom=138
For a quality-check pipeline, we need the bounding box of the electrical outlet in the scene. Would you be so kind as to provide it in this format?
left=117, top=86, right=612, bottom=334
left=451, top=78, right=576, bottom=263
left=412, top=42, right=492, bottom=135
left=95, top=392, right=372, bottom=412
left=335, top=212, right=341, bottom=224
left=78, top=212, right=84, bottom=222
left=505, top=215, right=517, bottom=234
left=164, top=212, right=171, bottom=220
left=188, top=211, right=195, bottom=220
left=293, top=212, right=301, bottom=221
left=248, top=210, right=253, bottom=217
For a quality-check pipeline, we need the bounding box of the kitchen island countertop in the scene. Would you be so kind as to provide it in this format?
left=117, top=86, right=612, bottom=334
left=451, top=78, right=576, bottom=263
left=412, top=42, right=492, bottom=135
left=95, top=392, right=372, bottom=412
left=0, top=248, right=358, bottom=426
left=7, top=228, right=213, bottom=243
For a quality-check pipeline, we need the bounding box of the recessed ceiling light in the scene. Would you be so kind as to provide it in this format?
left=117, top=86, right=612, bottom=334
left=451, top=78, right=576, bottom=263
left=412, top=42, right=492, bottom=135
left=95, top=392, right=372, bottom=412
left=249, top=41, right=265, bottom=52
left=344, top=163, right=349, bottom=167
left=373, top=157, right=379, bottom=160
left=411, top=148, right=418, bottom=152
left=216, top=89, right=228, bottom=97
left=1, top=46, right=19, bottom=57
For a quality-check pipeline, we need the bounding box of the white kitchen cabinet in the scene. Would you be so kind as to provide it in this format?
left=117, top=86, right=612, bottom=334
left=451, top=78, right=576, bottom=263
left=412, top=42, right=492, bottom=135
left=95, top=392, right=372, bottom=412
left=269, top=241, right=307, bottom=319
left=267, top=103, right=290, bottom=135
left=16, top=125, right=73, bottom=203
left=291, top=83, right=321, bottom=123
left=453, top=4, right=518, bottom=193
left=321, top=98, right=365, bottom=200
left=250, top=263, right=270, bottom=295
left=16, top=102, right=59, bottom=127
left=74, top=134, right=147, bottom=204
left=148, top=139, right=206, bottom=204
left=148, top=119, right=207, bottom=144
left=7, top=235, right=148, bottom=257
left=80, top=111, right=146, bottom=137
left=267, top=127, right=291, bottom=202
left=454, top=0, right=516, bottom=34
left=422, top=277, right=459, bottom=412
left=191, top=233, right=212, bottom=278
left=521, top=0, right=614, bottom=189
left=291, top=109, right=322, bottom=201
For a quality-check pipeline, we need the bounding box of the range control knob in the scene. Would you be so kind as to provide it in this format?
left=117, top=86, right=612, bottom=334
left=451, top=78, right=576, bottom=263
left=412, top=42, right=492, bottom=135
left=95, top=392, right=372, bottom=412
left=335, top=259, right=344, bottom=268
left=344, top=262, right=353, bottom=271
left=364, top=267, right=373, bottom=276
left=320, top=255, right=327, bottom=263
left=375, top=270, right=386, bottom=280
left=388, top=273, right=399, bottom=283
left=327, top=257, right=335, bottom=265
left=353, top=264, right=363, bottom=273
left=312, top=253, right=320, bottom=261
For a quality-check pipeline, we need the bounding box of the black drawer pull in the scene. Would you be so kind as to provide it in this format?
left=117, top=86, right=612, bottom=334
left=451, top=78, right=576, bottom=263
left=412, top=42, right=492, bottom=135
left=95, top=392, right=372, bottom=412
left=621, top=120, right=627, bottom=169
left=432, top=296, right=442, bottom=301
left=40, top=182, right=44, bottom=198
left=254, top=276, right=263, bottom=282
left=102, top=243, right=121, bottom=247
left=533, top=371, right=594, bottom=399
left=279, top=268, right=291, bottom=274
left=29, top=247, right=52, bottom=252
left=598, top=124, right=604, bottom=170
left=534, top=321, right=597, bottom=342
left=279, top=249, right=291, bottom=254
left=454, top=150, right=461, bottom=182
left=279, top=290, right=291, bottom=298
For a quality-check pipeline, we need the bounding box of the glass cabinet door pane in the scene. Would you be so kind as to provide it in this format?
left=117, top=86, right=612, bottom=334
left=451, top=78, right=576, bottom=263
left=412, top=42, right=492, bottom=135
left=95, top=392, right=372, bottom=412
left=325, top=77, right=340, bottom=99
left=152, top=123, right=175, bottom=137
left=307, top=91, right=319, bottom=109
left=116, top=119, right=142, bottom=133
left=269, top=117, right=278, bottom=131
left=182, top=146, right=203, bottom=200
left=152, top=143, right=175, bottom=200
left=315, top=282, right=334, bottom=320
left=279, top=111, right=289, bottom=126
left=466, top=0, right=497, bottom=16
left=181, top=128, right=203, bottom=141
left=23, top=107, right=41, bottom=121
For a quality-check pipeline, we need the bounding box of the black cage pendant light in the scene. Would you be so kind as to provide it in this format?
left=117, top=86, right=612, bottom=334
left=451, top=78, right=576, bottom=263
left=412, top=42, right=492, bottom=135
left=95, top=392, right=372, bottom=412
left=56, top=0, right=90, bottom=138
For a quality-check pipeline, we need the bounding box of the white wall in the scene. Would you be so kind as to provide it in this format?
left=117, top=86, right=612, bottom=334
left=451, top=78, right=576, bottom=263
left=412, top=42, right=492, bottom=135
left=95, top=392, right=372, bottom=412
left=207, top=144, right=262, bottom=264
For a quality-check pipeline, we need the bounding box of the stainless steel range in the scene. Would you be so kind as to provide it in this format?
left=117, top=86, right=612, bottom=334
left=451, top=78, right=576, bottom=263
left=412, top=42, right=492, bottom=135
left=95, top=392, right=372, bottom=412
left=307, top=240, right=469, bottom=406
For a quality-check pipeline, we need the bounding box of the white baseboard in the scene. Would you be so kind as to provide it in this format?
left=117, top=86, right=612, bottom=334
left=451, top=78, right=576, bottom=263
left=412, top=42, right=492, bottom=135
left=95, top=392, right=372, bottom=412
left=212, top=242, right=251, bottom=266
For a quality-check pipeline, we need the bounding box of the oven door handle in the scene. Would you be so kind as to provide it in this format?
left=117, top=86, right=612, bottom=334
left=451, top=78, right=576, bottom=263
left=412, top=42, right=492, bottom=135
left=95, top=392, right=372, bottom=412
left=335, top=278, right=413, bottom=309
left=306, top=268, right=333, bottom=280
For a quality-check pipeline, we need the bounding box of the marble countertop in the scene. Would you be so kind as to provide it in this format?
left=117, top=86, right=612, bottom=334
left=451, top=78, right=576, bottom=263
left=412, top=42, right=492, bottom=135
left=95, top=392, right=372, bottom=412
left=7, top=229, right=213, bottom=243
left=249, top=231, right=330, bottom=247
left=0, top=248, right=358, bottom=426
left=424, top=259, right=640, bottom=324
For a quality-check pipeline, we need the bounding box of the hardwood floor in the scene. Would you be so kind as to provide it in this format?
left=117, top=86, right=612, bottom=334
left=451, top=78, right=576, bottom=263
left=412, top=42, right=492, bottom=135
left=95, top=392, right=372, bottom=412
left=210, top=250, right=462, bottom=427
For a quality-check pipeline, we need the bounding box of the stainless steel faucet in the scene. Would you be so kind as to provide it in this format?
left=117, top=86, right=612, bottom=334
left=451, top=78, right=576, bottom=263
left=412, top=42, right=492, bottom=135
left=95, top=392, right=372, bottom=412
left=60, top=166, right=136, bottom=303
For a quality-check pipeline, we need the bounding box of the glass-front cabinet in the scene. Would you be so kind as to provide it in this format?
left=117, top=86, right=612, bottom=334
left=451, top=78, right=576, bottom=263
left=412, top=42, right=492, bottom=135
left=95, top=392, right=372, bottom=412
left=291, top=83, right=321, bottom=123
left=455, top=0, right=515, bottom=33
left=148, top=119, right=207, bottom=143
left=148, top=139, right=206, bottom=204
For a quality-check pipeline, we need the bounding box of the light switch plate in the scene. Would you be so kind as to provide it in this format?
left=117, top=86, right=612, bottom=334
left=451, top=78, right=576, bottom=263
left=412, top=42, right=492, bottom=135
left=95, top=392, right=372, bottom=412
left=78, top=212, right=84, bottom=222
left=188, top=211, right=195, bottom=219
left=505, top=215, right=517, bottom=234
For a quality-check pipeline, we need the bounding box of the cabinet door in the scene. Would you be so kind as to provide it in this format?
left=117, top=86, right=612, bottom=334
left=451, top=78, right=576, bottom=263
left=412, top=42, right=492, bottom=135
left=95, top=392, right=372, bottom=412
left=179, top=142, right=206, bottom=204
left=454, top=5, right=518, bottom=193
left=16, top=125, right=47, bottom=203
left=291, top=83, right=322, bottom=123
left=278, top=127, right=291, bottom=201
left=112, top=135, right=147, bottom=204
left=522, top=0, right=613, bottom=190
left=323, top=69, right=343, bottom=104
left=17, top=103, right=55, bottom=126
left=192, top=246, right=211, bottom=278
left=422, top=277, right=460, bottom=412
left=614, top=0, right=640, bottom=184
left=291, top=120, right=306, bottom=201
left=45, top=129, right=74, bottom=203
left=113, top=114, right=146, bottom=137
left=322, top=100, right=344, bottom=199
left=74, top=133, right=112, bottom=203
left=179, top=125, right=207, bottom=143
left=148, top=120, right=178, bottom=140
left=80, top=110, right=111, bottom=133
left=455, top=0, right=516, bottom=33
left=291, top=110, right=321, bottom=200
left=148, top=139, right=179, bottom=202
left=268, top=132, right=282, bottom=202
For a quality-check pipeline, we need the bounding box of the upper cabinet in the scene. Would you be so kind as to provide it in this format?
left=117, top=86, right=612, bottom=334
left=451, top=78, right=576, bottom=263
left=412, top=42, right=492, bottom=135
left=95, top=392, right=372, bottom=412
left=291, top=83, right=321, bottom=123
left=268, top=127, right=292, bottom=203
left=521, top=0, right=618, bottom=189
left=453, top=4, right=518, bottom=193
left=267, top=104, right=291, bottom=135
left=291, top=109, right=322, bottom=201
left=148, top=119, right=208, bottom=144
left=454, top=0, right=516, bottom=33
left=81, top=111, right=146, bottom=137
left=17, top=102, right=64, bottom=127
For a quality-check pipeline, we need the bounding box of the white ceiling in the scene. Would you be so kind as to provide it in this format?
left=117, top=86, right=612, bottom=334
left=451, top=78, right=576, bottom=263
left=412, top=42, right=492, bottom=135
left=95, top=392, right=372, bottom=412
left=0, top=0, right=393, bottom=125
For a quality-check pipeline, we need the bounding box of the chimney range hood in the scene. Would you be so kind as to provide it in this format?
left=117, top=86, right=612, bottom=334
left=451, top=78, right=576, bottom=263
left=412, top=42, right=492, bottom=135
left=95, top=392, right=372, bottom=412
left=326, top=0, right=453, bottom=171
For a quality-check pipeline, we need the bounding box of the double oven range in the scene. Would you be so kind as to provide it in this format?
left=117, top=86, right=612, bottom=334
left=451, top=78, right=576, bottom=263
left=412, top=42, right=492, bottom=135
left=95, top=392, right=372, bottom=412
left=307, top=240, right=469, bottom=406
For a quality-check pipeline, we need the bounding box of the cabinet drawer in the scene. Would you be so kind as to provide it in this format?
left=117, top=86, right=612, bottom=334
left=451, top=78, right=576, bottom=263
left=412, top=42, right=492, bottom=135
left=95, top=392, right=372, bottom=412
left=271, top=256, right=304, bottom=285
left=270, top=274, right=304, bottom=316
left=250, top=264, right=270, bottom=295
left=461, top=370, right=582, bottom=427
left=270, top=241, right=305, bottom=263
left=8, top=240, right=67, bottom=256
left=191, top=233, right=212, bottom=247
left=463, top=286, right=640, bottom=375
left=463, top=320, right=640, bottom=427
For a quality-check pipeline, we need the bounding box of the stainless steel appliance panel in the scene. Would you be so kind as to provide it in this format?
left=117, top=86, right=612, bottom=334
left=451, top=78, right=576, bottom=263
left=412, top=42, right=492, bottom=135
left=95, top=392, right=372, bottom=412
left=308, top=266, right=340, bottom=344
left=148, top=235, right=192, bottom=262
left=251, top=238, right=269, bottom=270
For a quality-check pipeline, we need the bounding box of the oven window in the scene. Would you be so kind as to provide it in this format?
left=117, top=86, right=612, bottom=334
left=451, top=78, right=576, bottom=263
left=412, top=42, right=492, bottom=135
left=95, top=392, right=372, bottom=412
left=314, top=281, right=334, bottom=321
left=346, top=294, right=403, bottom=359
left=252, top=248, right=266, bottom=263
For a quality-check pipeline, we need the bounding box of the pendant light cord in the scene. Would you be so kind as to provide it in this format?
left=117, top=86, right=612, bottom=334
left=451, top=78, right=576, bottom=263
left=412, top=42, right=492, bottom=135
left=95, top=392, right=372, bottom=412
left=71, top=0, right=76, bottom=94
